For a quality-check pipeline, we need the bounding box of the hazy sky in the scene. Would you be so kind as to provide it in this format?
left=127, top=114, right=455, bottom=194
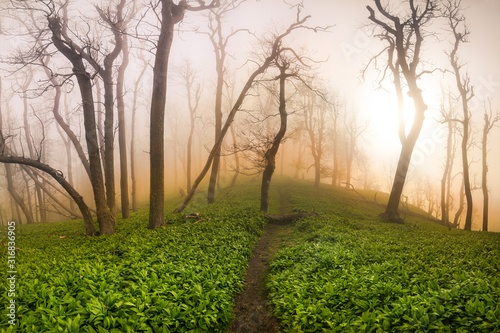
left=172, top=0, right=500, bottom=230
left=0, top=0, right=499, bottom=231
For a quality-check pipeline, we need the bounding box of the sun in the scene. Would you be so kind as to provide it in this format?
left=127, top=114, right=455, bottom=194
left=364, top=92, right=416, bottom=146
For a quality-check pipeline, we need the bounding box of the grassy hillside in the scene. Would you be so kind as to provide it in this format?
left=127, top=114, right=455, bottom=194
left=266, top=179, right=500, bottom=332
left=0, top=183, right=267, bottom=333
left=1, top=177, right=499, bottom=332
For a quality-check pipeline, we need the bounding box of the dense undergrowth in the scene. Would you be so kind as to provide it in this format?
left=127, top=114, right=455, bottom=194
left=0, top=182, right=266, bottom=332
left=2, top=177, right=499, bottom=332
left=266, top=181, right=500, bottom=332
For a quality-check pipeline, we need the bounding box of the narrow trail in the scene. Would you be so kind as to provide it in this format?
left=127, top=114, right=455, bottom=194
left=229, top=183, right=293, bottom=333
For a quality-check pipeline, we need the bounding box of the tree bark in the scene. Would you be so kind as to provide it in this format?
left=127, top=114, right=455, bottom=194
left=116, top=22, right=130, bottom=219
left=131, top=56, right=148, bottom=212
left=48, top=15, right=116, bottom=234
left=148, top=1, right=182, bottom=229
left=230, top=124, right=240, bottom=187
left=440, top=114, right=453, bottom=226
left=367, top=0, right=435, bottom=222
left=261, top=64, right=288, bottom=213
left=0, top=156, right=96, bottom=235
left=173, top=15, right=311, bottom=213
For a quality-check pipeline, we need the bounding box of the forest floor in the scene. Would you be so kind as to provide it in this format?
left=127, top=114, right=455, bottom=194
left=229, top=183, right=293, bottom=333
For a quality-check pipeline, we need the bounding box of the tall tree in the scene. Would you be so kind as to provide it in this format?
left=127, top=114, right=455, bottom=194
left=113, top=0, right=135, bottom=219
left=174, top=10, right=316, bottom=213
left=367, top=0, right=437, bottom=222
left=95, top=0, right=128, bottom=216
left=48, top=12, right=116, bottom=234
left=204, top=0, right=246, bottom=204
left=445, top=0, right=474, bottom=230
left=302, top=86, right=327, bottom=187
left=439, top=90, right=458, bottom=227
left=260, top=56, right=293, bottom=212
left=480, top=101, right=499, bottom=231
left=130, top=53, right=149, bottom=212
left=147, top=0, right=219, bottom=229
left=178, top=60, right=202, bottom=192
left=343, top=108, right=368, bottom=189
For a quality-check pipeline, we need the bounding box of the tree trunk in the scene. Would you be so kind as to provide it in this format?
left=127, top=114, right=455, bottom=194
left=0, top=156, right=96, bottom=235
left=453, top=179, right=465, bottom=228
left=173, top=14, right=311, bottom=213
left=49, top=16, right=115, bottom=234
left=230, top=125, right=240, bottom=187
left=207, top=38, right=225, bottom=204
left=148, top=1, right=183, bottom=229
left=131, top=59, right=148, bottom=212
left=384, top=83, right=426, bottom=221
left=440, top=117, right=453, bottom=226
left=21, top=165, right=82, bottom=220
left=5, top=164, right=35, bottom=224
left=261, top=66, right=288, bottom=213
left=117, top=31, right=130, bottom=219
left=481, top=113, right=489, bottom=232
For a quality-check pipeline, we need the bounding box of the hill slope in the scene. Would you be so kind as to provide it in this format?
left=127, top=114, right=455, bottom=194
left=1, top=177, right=499, bottom=332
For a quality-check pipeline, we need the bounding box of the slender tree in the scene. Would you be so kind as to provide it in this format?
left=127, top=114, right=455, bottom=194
left=480, top=101, right=499, bottom=231
left=445, top=0, right=474, bottom=230
left=439, top=90, right=458, bottom=227
left=204, top=0, right=247, bottom=204
left=147, top=0, right=219, bottom=229
left=48, top=12, right=116, bottom=234
left=343, top=108, right=368, bottom=189
left=367, top=0, right=438, bottom=222
left=130, top=53, right=149, bottom=212
left=174, top=10, right=317, bottom=213
left=260, top=56, right=293, bottom=212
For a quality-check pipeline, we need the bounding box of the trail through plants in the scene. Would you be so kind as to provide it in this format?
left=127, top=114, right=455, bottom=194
left=229, top=183, right=293, bottom=333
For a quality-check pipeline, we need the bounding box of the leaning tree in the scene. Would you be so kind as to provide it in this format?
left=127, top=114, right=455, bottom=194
left=366, top=0, right=439, bottom=222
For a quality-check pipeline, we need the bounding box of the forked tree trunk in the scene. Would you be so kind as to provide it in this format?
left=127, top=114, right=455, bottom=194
left=49, top=16, right=115, bottom=234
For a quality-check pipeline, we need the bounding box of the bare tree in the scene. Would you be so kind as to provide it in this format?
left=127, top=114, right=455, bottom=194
left=47, top=9, right=116, bottom=234
left=203, top=0, right=247, bottom=204
left=176, top=60, right=202, bottom=192
left=260, top=55, right=295, bottom=213
left=343, top=107, right=368, bottom=189
left=481, top=100, right=499, bottom=231
left=147, top=0, right=219, bottom=229
left=444, top=0, right=474, bottom=230
left=130, top=52, right=149, bottom=212
left=439, top=89, right=458, bottom=227
left=301, top=86, right=327, bottom=187
left=367, top=0, right=438, bottom=222
left=114, top=2, right=134, bottom=219
left=174, top=10, right=316, bottom=213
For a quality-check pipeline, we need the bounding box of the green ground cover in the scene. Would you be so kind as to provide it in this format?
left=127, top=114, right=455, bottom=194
left=1, top=183, right=266, bottom=332
left=266, top=181, right=500, bottom=332
left=2, top=177, right=499, bottom=332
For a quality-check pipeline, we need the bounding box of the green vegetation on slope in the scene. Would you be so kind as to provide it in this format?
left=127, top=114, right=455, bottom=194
left=0, top=184, right=266, bottom=333
left=266, top=180, right=500, bottom=332
left=1, top=177, right=499, bottom=332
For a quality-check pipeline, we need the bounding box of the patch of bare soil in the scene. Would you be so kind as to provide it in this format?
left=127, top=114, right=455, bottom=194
left=228, top=221, right=293, bottom=333
left=229, top=183, right=293, bottom=333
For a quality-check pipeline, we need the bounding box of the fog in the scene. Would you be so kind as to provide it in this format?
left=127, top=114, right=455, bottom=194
left=0, top=0, right=499, bottom=232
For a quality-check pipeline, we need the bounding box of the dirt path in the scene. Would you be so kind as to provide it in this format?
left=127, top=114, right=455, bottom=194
left=229, top=183, right=293, bottom=333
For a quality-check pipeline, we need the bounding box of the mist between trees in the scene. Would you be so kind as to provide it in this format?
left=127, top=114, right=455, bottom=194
left=0, top=0, right=499, bottom=234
